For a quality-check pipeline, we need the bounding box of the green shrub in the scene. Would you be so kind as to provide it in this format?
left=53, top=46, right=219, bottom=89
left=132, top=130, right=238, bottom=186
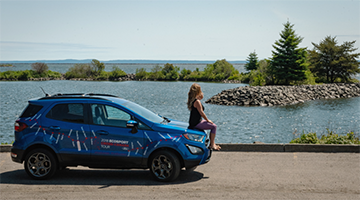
left=46, top=70, right=62, bottom=78
left=135, top=68, right=148, bottom=79
left=18, top=70, right=32, bottom=80
left=162, top=63, right=179, bottom=80
left=95, top=71, right=109, bottom=80
left=290, top=132, right=319, bottom=144
left=109, top=66, right=126, bottom=80
left=290, top=131, right=360, bottom=144
left=180, top=68, right=192, bottom=80
left=65, top=64, right=92, bottom=78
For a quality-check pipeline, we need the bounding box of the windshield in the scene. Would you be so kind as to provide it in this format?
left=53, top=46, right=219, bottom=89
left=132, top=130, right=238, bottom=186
left=121, top=101, right=164, bottom=124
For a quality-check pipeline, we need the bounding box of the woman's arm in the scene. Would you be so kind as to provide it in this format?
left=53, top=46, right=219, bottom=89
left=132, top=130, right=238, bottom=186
left=194, top=99, right=213, bottom=124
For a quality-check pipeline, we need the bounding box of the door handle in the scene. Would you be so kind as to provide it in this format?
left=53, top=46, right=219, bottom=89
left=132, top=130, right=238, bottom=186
left=96, top=130, right=109, bottom=135
left=49, top=126, right=61, bottom=130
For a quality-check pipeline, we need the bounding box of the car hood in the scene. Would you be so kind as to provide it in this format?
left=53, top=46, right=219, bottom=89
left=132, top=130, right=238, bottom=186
left=167, top=119, right=189, bottom=129
left=152, top=119, right=205, bottom=135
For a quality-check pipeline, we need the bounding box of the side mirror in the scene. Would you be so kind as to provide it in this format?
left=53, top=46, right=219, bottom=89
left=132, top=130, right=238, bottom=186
left=127, top=120, right=138, bottom=133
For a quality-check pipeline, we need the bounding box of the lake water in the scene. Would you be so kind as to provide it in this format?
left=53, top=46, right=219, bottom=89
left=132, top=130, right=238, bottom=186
left=1, top=79, right=359, bottom=144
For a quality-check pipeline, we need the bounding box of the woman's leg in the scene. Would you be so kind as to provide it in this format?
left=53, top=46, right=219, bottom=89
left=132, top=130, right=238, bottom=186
left=194, top=120, right=220, bottom=150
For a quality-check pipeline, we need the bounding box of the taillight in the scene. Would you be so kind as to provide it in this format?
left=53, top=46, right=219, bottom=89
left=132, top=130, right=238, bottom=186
left=15, top=121, right=28, bottom=132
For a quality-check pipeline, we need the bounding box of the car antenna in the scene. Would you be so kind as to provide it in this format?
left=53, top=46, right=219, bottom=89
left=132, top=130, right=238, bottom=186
left=40, top=87, right=50, bottom=97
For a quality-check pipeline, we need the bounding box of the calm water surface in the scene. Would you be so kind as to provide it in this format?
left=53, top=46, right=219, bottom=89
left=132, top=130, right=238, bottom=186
left=1, top=80, right=359, bottom=144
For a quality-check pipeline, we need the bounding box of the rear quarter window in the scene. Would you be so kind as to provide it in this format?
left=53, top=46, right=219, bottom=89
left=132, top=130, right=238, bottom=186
left=20, top=104, right=44, bottom=118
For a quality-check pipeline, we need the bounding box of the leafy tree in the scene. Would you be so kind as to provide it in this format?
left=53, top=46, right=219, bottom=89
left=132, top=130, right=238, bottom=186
left=204, top=59, right=236, bottom=80
left=245, top=51, right=259, bottom=71
left=308, top=36, right=360, bottom=83
left=270, top=21, right=308, bottom=85
left=91, top=59, right=105, bottom=75
left=162, top=63, right=180, bottom=80
left=31, top=62, right=49, bottom=74
left=180, top=68, right=192, bottom=80
left=149, top=65, right=165, bottom=80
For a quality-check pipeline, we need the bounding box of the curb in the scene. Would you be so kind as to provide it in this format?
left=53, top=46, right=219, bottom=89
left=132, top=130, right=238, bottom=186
left=1, top=144, right=359, bottom=153
left=219, top=143, right=360, bottom=153
left=0, top=145, right=12, bottom=152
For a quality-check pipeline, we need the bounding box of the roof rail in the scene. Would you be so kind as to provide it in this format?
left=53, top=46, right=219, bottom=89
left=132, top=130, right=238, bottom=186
left=87, top=93, right=118, bottom=97
left=38, top=93, right=120, bottom=100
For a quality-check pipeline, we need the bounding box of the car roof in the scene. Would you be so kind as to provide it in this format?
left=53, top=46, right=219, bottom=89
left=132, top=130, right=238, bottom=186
left=31, top=93, right=127, bottom=104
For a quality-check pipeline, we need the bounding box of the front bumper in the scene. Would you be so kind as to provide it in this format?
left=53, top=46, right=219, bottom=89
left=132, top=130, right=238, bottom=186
left=183, top=147, right=212, bottom=168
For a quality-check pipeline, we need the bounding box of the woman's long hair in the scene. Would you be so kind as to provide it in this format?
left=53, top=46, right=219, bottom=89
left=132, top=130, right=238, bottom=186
left=187, top=83, right=201, bottom=111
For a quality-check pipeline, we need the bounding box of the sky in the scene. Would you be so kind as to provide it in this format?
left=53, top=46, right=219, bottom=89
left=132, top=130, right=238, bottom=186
left=0, top=0, right=359, bottom=61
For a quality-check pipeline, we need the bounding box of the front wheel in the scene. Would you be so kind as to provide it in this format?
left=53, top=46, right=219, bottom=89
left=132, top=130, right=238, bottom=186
left=24, top=148, right=57, bottom=180
left=149, top=150, right=181, bottom=182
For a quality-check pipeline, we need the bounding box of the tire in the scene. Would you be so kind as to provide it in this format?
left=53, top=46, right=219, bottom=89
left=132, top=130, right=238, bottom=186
left=24, top=148, right=57, bottom=180
left=149, top=150, right=181, bottom=182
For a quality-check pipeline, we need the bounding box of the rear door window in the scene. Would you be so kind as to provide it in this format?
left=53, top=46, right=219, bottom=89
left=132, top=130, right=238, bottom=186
left=46, top=103, right=85, bottom=123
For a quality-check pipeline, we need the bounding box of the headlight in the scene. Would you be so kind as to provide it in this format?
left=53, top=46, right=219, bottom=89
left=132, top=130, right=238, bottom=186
left=183, top=133, right=204, bottom=142
left=186, top=144, right=204, bottom=155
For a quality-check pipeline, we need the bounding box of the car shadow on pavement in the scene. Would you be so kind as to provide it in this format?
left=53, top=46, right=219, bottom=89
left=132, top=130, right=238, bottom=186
left=0, top=168, right=205, bottom=186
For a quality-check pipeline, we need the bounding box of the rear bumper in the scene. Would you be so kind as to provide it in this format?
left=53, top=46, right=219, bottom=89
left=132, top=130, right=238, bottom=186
left=11, top=147, right=25, bottom=163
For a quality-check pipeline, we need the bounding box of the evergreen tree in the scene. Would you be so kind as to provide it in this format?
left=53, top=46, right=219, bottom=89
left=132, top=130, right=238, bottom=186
left=308, top=36, right=360, bottom=83
left=245, top=51, right=259, bottom=71
left=270, top=21, right=308, bottom=85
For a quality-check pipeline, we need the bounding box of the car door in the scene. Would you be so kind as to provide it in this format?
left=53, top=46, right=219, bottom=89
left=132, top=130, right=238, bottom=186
left=42, top=102, right=91, bottom=165
left=89, top=103, right=145, bottom=168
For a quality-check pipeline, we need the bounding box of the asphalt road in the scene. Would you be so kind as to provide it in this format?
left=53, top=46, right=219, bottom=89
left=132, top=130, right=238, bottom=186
left=0, top=152, right=359, bottom=200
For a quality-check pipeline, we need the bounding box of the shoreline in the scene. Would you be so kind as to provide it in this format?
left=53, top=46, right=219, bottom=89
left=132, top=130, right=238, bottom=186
left=206, top=83, right=360, bottom=106
left=0, top=73, right=243, bottom=83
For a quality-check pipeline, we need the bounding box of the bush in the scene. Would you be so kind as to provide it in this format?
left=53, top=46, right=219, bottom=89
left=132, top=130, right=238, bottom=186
left=290, top=132, right=319, bottom=144
left=290, top=131, right=360, bottom=144
left=94, top=71, right=109, bottom=80
left=180, top=68, right=192, bottom=80
left=18, top=70, right=32, bottom=80
left=135, top=68, right=148, bottom=80
left=162, top=63, right=179, bottom=80
left=109, top=66, right=126, bottom=80
left=65, top=64, right=92, bottom=78
left=46, top=70, right=62, bottom=78
left=31, top=62, right=49, bottom=74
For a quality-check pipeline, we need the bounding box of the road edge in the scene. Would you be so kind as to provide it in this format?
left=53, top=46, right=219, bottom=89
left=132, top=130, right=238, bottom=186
left=1, top=144, right=359, bottom=153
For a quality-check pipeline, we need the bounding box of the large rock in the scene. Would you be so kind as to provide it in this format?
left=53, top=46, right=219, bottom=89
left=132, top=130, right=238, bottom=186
left=206, top=83, right=360, bottom=106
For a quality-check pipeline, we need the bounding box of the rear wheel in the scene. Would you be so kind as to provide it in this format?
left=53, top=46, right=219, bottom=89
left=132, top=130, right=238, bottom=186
left=149, top=150, right=180, bottom=182
left=24, top=148, right=57, bottom=180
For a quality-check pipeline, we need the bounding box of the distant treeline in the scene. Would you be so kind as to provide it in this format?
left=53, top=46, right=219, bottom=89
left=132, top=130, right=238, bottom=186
left=0, top=59, right=248, bottom=82
left=0, top=64, right=14, bottom=67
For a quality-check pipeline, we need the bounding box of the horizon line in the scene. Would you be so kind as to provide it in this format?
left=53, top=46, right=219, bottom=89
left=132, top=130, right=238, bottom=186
left=0, top=59, right=247, bottom=63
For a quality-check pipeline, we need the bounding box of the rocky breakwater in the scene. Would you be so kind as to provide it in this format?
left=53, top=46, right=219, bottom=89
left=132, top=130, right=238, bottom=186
left=205, top=83, right=360, bottom=106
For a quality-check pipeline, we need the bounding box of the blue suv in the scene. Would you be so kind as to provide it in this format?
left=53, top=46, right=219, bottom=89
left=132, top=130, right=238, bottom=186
left=11, top=93, right=211, bottom=181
